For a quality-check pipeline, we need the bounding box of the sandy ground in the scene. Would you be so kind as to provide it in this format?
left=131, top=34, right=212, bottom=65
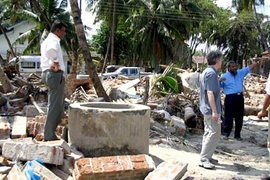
left=148, top=115, right=270, bottom=180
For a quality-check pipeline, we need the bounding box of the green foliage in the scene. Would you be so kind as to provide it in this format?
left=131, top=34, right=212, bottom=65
left=149, top=64, right=180, bottom=97
left=91, top=19, right=134, bottom=64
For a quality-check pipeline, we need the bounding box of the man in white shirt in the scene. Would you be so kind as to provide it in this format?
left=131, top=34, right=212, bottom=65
left=41, top=20, right=67, bottom=141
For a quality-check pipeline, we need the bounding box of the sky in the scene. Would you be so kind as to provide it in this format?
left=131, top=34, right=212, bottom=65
left=78, top=0, right=270, bottom=40
left=215, top=0, right=270, bottom=16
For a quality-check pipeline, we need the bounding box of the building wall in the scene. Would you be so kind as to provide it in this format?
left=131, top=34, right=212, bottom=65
left=0, top=21, right=36, bottom=60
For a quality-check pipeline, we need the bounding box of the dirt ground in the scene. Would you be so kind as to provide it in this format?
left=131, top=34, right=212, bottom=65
left=148, top=115, right=270, bottom=180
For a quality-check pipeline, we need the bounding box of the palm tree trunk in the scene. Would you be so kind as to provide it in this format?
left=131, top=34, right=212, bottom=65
left=252, top=4, right=268, bottom=51
left=101, top=36, right=111, bottom=73
left=31, top=0, right=52, bottom=27
left=0, top=24, right=16, bottom=58
left=110, top=0, right=116, bottom=65
left=0, top=66, right=13, bottom=93
left=69, top=0, right=110, bottom=102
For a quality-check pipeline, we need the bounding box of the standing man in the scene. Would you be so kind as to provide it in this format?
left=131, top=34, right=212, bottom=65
left=220, top=60, right=264, bottom=141
left=40, top=20, right=67, bottom=141
left=199, top=50, right=223, bottom=169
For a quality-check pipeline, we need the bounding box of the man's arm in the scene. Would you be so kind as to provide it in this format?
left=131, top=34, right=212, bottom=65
left=207, top=90, right=219, bottom=122
left=257, top=94, right=270, bottom=119
left=249, top=58, right=267, bottom=70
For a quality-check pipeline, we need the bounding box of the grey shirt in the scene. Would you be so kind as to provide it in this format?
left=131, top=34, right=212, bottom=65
left=199, top=66, right=221, bottom=115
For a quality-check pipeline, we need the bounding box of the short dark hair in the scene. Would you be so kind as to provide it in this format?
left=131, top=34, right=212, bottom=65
left=50, top=20, right=67, bottom=32
left=226, top=60, right=235, bottom=67
left=207, top=50, right=223, bottom=65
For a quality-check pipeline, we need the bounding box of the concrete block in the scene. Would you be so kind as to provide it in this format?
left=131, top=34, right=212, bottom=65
left=170, top=116, right=186, bottom=136
left=23, top=105, right=47, bottom=117
left=2, top=139, right=64, bottom=165
left=73, top=154, right=155, bottom=180
left=10, top=116, right=27, bottom=138
left=145, top=161, right=188, bottom=180
left=36, top=139, right=71, bottom=154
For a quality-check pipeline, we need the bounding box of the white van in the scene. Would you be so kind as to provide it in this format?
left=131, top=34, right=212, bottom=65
left=9, top=55, right=42, bottom=77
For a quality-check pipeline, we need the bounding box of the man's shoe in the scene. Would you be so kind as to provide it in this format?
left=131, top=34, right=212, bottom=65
left=235, top=137, right=243, bottom=141
left=222, top=136, right=229, bottom=140
left=210, top=158, right=218, bottom=164
left=199, top=160, right=215, bottom=169
left=261, top=174, right=270, bottom=180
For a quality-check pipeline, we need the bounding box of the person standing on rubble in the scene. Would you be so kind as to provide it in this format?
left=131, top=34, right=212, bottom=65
left=40, top=20, right=67, bottom=141
left=198, top=50, right=223, bottom=169
left=220, top=59, right=264, bottom=141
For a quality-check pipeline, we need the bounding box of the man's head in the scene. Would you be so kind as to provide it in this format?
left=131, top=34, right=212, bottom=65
left=206, top=50, right=223, bottom=70
left=50, top=20, right=67, bottom=39
left=226, top=61, right=237, bottom=76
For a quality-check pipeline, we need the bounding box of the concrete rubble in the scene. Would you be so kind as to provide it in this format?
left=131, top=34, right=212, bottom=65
left=0, top=70, right=266, bottom=179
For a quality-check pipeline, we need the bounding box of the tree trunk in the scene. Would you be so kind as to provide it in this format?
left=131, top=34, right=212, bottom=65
left=0, top=66, right=13, bottom=93
left=32, top=0, right=52, bottom=27
left=101, top=36, right=111, bottom=73
left=70, top=39, right=79, bottom=74
left=69, top=0, right=110, bottom=102
left=110, top=0, right=116, bottom=65
left=0, top=24, right=16, bottom=58
left=252, top=4, right=269, bottom=54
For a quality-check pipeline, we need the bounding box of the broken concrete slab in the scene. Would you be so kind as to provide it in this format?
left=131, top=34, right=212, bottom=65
left=36, top=139, right=71, bottom=154
left=10, top=116, right=27, bottom=139
left=145, top=161, right=188, bottom=180
left=2, top=139, right=64, bottom=165
left=22, top=105, right=47, bottom=118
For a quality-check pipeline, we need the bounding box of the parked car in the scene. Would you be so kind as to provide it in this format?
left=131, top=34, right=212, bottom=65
left=101, top=67, right=150, bottom=80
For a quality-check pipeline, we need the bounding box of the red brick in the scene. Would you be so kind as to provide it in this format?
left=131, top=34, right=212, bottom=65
left=91, top=157, right=103, bottom=173
left=77, top=159, right=93, bottom=175
left=101, top=156, right=118, bottom=164
left=103, top=163, right=122, bottom=173
left=133, top=161, right=149, bottom=170
left=129, top=154, right=146, bottom=162
left=74, top=154, right=155, bottom=180
left=118, top=155, right=133, bottom=170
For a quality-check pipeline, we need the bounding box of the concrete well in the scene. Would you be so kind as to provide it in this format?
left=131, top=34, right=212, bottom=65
left=68, top=102, right=150, bottom=157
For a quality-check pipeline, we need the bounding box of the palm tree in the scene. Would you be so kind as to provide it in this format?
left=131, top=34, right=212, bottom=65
left=70, top=0, right=110, bottom=101
left=127, top=0, right=202, bottom=71
left=86, top=0, right=129, bottom=66
left=0, top=0, right=17, bottom=58
left=232, top=0, right=268, bottom=51
left=11, top=0, right=87, bottom=74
